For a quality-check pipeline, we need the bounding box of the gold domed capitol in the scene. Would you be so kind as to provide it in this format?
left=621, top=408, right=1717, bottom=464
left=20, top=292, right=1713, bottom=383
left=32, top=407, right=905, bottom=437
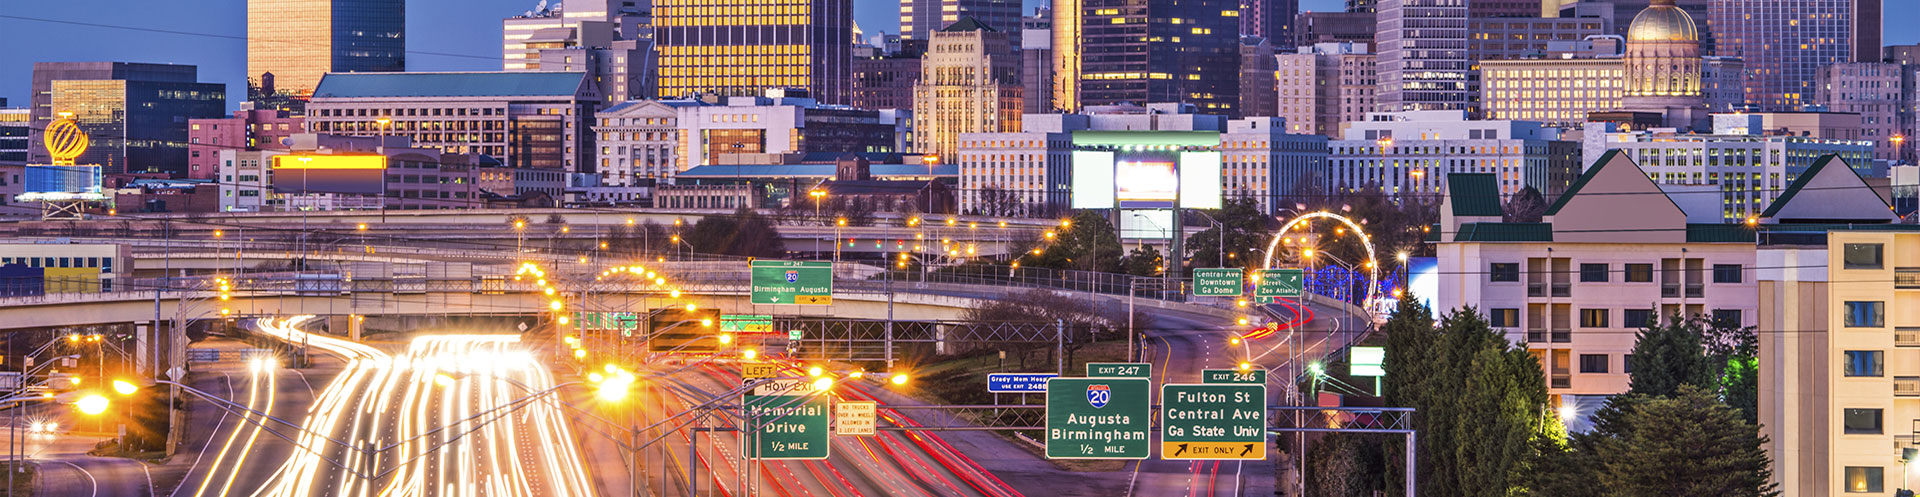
left=1626, top=0, right=1698, bottom=43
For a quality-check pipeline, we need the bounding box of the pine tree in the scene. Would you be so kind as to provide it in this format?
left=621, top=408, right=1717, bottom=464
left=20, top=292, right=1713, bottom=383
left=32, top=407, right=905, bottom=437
left=1600, top=386, right=1779, bottom=497
left=1625, top=319, right=1715, bottom=398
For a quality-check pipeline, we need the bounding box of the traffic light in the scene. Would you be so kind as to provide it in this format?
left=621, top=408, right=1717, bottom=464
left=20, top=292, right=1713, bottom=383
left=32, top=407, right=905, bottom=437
left=645, top=307, right=723, bottom=353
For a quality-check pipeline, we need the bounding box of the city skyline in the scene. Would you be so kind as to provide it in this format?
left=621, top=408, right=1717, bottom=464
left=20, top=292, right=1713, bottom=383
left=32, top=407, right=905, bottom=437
left=8, top=0, right=1912, bottom=109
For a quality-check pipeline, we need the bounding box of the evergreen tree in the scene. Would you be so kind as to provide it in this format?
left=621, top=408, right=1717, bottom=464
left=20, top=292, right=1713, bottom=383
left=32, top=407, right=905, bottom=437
left=1626, top=319, right=1716, bottom=398
left=1599, top=386, right=1778, bottom=497
left=1118, top=245, right=1164, bottom=277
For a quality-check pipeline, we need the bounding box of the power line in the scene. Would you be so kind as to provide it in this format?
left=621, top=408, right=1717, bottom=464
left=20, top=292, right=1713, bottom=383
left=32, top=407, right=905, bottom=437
left=0, top=15, right=499, bottom=62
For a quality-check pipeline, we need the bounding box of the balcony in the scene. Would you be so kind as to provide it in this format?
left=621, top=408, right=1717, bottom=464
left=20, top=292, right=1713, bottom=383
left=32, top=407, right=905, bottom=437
left=1552, top=329, right=1571, bottom=343
left=1898, top=377, right=1920, bottom=397
left=1685, top=284, right=1703, bottom=298
left=1662, top=285, right=1679, bottom=298
left=1527, top=329, right=1545, bottom=343
left=1528, top=283, right=1545, bottom=297
left=1899, top=328, right=1920, bottom=347
left=1551, top=374, right=1571, bottom=389
left=1897, top=269, right=1920, bottom=289
left=1550, top=283, right=1570, bottom=298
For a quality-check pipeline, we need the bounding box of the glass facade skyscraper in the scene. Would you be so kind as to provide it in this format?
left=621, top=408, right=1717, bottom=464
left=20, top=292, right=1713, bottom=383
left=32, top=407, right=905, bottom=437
left=653, top=0, right=854, bottom=104
left=1708, top=0, right=1879, bottom=111
left=1376, top=0, right=1470, bottom=112
left=28, top=62, right=226, bottom=176
left=247, top=0, right=406, bottom=98
left=1075, top=0, right=1241, bottom=116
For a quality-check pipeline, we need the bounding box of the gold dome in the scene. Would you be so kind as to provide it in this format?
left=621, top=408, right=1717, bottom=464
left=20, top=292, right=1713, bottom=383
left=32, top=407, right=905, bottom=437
left=1627, top=0, right=1698, bottom=42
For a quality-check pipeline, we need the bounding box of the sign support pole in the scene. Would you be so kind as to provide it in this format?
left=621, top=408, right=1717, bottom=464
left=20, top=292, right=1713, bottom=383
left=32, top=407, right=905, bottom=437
left=1055, top=319, right=1064, bottom=376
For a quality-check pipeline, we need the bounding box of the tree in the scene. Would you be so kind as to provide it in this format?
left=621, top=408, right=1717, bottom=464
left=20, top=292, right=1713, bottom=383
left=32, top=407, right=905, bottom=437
left=544, top=213, right=567, bottom=225
left=1306, top=433, right=1387, bottom=497
left=684, top=208, right=785, bottom=258
left=1183, top=197, right=1273, bottom=271
left=1118, top=245, right=1164, bottom=277
left=1379, top=296, right=1554, bottom=497
left=1023, top=210, right=1123, bottom=273
left=1626, top=319, right=1716, bottom=399
left=1503, top=186, right=1548, bottom=223
left=1599, top=386, right=1778, bottom=497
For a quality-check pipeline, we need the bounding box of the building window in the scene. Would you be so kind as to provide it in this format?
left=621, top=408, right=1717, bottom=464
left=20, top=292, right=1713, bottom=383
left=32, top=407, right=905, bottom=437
left=1843, top=243, right=1883, bottom=270
left=1712, top=264, right=1742, bottom=283
left=1844, top=301, right=1885, bottom=328
left=1490, top=308, right=1519, bottom=327
left=1579, top=263, right=1607, bottom=282
left=1844, top=466, right=1884, bottom=493
left=1624, top=263, right=1653, bottom=282
left=1624, top=309, right=1655, bottom=328
left=1843, top=350, right=1884, bottom=377
left=1843, top=408, right=1883, bottom=434
left=1623, top=354, right=1634, bottom=374
left=1490, top=263, right=1520, bottom=282
left=1711, top=309, right=1742, bottom=329
left=1579, top=309, right=1609, bottom=328
left=1579, top=354, right=1608, bottom=373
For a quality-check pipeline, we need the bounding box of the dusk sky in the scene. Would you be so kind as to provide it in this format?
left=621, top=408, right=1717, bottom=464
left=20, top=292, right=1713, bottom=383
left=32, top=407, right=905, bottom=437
left=1, top=0, right=1913, bottom=108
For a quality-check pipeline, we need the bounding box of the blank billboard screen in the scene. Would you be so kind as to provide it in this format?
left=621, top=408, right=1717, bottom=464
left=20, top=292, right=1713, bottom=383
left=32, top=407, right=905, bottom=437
left=271, top=155, right=387, bottom=195
left=1120, top=209, right=1174, bottom=239
left=1178, top=152, right=1222, bottom=209
left=1115, top=160, right=1178, bottom=203
left=1070, top=150, right=1115, bottom=209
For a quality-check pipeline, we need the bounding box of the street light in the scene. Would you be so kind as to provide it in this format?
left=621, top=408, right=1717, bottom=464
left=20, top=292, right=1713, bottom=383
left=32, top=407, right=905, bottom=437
left=75, top=394, right=109, bottom=415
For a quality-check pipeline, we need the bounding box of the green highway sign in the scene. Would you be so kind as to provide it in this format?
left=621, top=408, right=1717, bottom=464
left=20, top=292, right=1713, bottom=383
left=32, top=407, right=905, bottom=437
left=745, top=379, right=831, bottom=460
left=721, top=314, right=774, bottom=333
left=1201, top=368, right=1267, bottom=384
left=788, top=329, right=804, bottom=340
left=1191, top=268, right=1244, bottom=297
left=1254, top=268, right=1305, bottom=298
left=750, top=260, right=834, bottom=305
left=1045, top=377, right=1151, bottom=459
left=1160, top=383, right=1267, bottom=460
left=1085, top=362, right=1152, bottom=378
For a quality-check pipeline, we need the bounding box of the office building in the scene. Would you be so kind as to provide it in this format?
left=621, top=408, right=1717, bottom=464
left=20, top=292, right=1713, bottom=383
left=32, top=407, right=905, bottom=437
left=1470, top=0, right=1541, bottom=18
left=678, top=90, right=909, bottom=169
left=1481, top=57, right=1625, bottom=128
left=590, top=100, right=689, bottom=185
left=0, top=108, right=25, bottom=164
left=1292, top=11, right=1374, bottom=46
left=912, top=19, right=1023, bottom=159
left=306, top=71, right=596, bottom=173
left=28, top=62, right=227, bottom=176
left=852, top=56, right=921, bottom=111
left=1556, top=0, right=1707, bottom=52
left=1820, top=63, right=1905, bottom=162
left=1241, top=0, right=1299, bottom=44
left=1584, top=123, right=1876, bottom=221
left=1376, top=0, right=1470, bottom=112
left=1710, top=0, right=1879, bottom=110
left=1239, top=37, right=1277, bottom=118
left=654, top=0, right=854, bottom=104
left=1434, top=154, right=1760, bottom=428
left=901, top=0, right=1021, bottom=43
left=187, top=110, right=305, bottom=180
left=1750, top=155, right=1910, bottom=496
left=1275, top=42, right=1376, bottom=137
left=1328, top=110, right=1580, bottom=199
left=1701, top=56, right=1746, bottom=113
left=247, top=0, right=406, bottom=98
left=1061, top=0, right=1241, bottom=115
left=502, top=0, right=645, bottom=71
left=956, top=104, right=1325, bottom=216
left=1347, top=0, right=1375, bottom=12
left=1467, top=16, right=1610, bottom=63
left=217, top=150, right=282, bottom=212
left=220, top=134, right=492, bottom=212
left=1021, top=12, right=1054, bottom=113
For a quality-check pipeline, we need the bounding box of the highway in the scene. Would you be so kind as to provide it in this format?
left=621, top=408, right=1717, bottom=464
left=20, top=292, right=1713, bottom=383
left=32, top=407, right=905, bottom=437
left=196, top=316, right=596, bottom=497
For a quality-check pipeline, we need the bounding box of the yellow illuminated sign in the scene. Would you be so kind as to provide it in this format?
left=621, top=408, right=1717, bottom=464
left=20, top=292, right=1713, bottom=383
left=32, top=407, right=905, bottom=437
left=44, top=115, right=89, bottom=165
left=271, top=155, right=389, bottom=170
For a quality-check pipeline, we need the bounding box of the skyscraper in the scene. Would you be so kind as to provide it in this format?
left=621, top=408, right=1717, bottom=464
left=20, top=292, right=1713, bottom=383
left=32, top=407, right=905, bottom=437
left=1376, top=0, right=1470, bottom=112
left=1709, top=0, right=1880, bottom=110
left=912, top=18, right=1022, bottom=159
left=246, top=0, right=406, bottom=98
left=900, top=0, right=1022, bottom=43
left=1073, top=0, right=1241, bottom=115
left=28, top=62, right=226, bottom=176
left=1240, top=0, right=1299, bottom=43
left=654, top=0, right=854, bottom=104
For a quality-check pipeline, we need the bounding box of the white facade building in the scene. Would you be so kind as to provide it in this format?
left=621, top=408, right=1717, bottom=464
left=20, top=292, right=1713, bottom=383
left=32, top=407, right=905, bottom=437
left=218, top=149, right=282, bottom=212
left=1327, top=110, right=1581, bottom=200
left=1583, top=123, right=1876, bottom=222
left=591, top=100, right=685, bottom=185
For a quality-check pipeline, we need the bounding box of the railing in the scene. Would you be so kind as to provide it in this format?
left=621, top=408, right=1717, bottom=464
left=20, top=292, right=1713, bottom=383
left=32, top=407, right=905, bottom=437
left=1897, top=269, right=1920, bottom=289
left=1551, top=328, right=1571, bottom=343
left=1550, top=283, right=1570, bottom=298
left=1661, top=285, right=1679, bottom=298
left=1527, top=283, right=1544, bottom=297
left=1684, top=284, right=1704, bottom=298
left=1551, top=374, right=1571, bottom=389
left=1896, top=328, right=1920, bottom=347
left=1897, top=377, right=1920, bottom=397
left=1527, top=329, right=1545, bottom=343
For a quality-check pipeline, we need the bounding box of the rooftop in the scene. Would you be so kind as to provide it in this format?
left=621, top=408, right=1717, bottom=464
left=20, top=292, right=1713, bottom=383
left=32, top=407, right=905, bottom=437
left=313, top=72, right=587, bottom=99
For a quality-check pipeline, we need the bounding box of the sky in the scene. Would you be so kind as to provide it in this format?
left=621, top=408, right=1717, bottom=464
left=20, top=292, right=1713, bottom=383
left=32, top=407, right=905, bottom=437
left=0, top=0, right=1913, bottom=109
